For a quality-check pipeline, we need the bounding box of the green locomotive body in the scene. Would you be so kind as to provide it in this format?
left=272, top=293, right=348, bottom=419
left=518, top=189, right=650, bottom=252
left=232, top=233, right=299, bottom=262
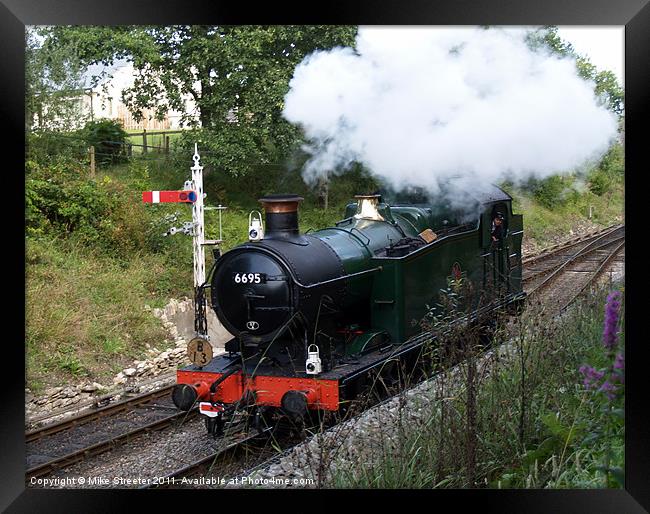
left=314, top=185, right=524, bottom=349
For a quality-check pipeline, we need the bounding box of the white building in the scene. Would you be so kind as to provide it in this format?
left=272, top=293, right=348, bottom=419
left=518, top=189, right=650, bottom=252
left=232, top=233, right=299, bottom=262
left=33, top=62, right=200, bottom=131
left=82, top=63, right=200, bottom=130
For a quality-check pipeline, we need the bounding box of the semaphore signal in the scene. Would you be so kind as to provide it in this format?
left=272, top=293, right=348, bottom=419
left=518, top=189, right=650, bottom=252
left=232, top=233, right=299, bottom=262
left=142, top=190, right=197, bottom=204
left=141, top=144, right=227, bottom=347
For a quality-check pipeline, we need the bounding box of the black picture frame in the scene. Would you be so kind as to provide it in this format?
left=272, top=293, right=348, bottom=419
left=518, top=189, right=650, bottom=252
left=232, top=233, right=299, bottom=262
left=3, top=1, right=648, bottom=511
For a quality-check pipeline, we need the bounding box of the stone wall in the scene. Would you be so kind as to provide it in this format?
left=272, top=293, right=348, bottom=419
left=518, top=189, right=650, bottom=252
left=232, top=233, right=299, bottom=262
left=150, top=297, right=232, bottom=347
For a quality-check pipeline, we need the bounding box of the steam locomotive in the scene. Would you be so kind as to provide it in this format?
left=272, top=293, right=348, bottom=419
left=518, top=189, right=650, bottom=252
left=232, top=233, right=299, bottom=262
left=171, top=185, right=525, bottom=435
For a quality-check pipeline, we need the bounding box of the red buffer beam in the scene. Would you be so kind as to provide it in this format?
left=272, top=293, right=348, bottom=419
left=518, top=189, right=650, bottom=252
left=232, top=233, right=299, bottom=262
left=142, top=190, right=197, bottom=203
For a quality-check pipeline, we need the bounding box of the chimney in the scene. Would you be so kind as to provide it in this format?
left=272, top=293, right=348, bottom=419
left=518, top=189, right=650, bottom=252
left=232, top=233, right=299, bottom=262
left=258, top=194, right=304, bottom=239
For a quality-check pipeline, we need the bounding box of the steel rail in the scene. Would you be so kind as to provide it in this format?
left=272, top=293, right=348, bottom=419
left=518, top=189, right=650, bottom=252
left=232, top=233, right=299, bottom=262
left=26, top=385, right=176, bottom=442
left=521, top=224, right=622, bottom=266
left=560, top=241, right=625, bottom=312
left=26, top=409, right=198, bottom=482
left=523, top=232, right=625, bottom=286
left=526, top=227, right=624, bottom=296
left=139, top=424, right=274, bottom=489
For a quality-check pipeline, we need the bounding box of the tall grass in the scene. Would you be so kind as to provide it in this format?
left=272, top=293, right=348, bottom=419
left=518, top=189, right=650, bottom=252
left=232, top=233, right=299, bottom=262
left=505, top=182, right=624, bottom=249
left=25, top=234, right=186, bottom=391
left=315, top=284, right=625, bottom=489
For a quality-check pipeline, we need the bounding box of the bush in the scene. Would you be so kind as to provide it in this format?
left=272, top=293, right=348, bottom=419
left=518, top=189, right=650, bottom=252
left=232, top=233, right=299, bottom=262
left=78, top=118, right=129, bottom=165
left=26, top=155, right=110, bottom=236
left=588, top=170, right=612, bottom=196
left=26, top=131, right=87, bottom=163
left=589, top=143, right=624, bottom=196
left=25, top=156, right=154, bottom=257
left=598, top=143, right=624, bottom=178
left=531, top=175, right=572, bottom=209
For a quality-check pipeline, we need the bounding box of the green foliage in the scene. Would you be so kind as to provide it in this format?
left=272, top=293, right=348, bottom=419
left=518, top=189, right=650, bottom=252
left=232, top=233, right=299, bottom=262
left=591, top=142, right=624, bottom=194
left=53, top=348, right=89, bottom=378
left=26, top=131, right=88, bottom=163
left=79, top=118, right=129, bottom=165
left=598, top=142, right=624, bottom=177
left=26, top=235, right=185, bottom=387
left=526, top=26, right=624, bottom=116
left=330, top=286, right=624, bottom=489
left=587, top=171, right=612, bottom=197
left=528, top=175, right=574, bottom=209
left=26, top=155, right=108, bottom=235
left=576, top=60, right=625, bottom=117
left=25, top=154, right=165, bottom=259
left=26, top=27, right=89, bottom=131
left=587, top=143, right=624, bottom=196
left=41, top=25, right=358, bottom=176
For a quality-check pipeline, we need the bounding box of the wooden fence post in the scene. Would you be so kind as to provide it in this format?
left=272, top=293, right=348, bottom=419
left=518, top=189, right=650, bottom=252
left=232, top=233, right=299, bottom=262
left=89, top=146, right=95, bottom=177
left=142, top=129, right=147, bottom=154
left=165, top=136, right=170, bottom=155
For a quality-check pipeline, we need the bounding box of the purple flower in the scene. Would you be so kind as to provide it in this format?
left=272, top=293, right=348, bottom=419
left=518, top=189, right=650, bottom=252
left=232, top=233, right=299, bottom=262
left=602, top=291, right=622, bottom=351
left=578, top=291, right=625, bottom=402
left=599, top=380, right=615, bottom=392
left=613, top=353, right=624, bottom=371
left=612, top=353, right=625, bottom=384
left=579, top=365, right=605, bottom=390
left=598, top=380, right=617, bottom=401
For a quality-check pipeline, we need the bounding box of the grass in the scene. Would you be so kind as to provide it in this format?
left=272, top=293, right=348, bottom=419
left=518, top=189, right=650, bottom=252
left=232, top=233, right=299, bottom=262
left=505, top=181, right=624, bottom=249
left=323, top=283, right=624, bottom=489
left=25, top=234, right=184, bottom=392
left=125, top=129, right=184, bottom=155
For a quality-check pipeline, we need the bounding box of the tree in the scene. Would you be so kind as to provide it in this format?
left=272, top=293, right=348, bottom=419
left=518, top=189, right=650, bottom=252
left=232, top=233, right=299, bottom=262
left=26, top=27, right=89, bottom=132
left=40, top=25, right=358, bottom=175
left=526, top=26, right=624, bottom=117
left=522, top=26, right=625, bottom=200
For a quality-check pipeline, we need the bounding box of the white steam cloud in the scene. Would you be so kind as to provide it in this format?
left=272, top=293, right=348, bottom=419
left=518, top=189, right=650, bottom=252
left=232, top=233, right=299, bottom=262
left=283, top=27, right=618, bottom=194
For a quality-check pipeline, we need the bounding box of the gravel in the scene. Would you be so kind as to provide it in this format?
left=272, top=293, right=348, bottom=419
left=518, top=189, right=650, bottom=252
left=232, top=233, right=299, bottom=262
left=29, top=416, right=223, bottom=489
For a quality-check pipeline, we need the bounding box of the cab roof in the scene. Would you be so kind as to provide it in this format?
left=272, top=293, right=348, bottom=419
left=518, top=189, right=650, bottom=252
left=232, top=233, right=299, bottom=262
left=385, top=181, right=512, bottom=206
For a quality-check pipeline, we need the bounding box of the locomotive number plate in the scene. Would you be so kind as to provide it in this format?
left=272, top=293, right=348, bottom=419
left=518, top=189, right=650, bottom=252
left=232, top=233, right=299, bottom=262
left=232, top=272, right=266, bottom=284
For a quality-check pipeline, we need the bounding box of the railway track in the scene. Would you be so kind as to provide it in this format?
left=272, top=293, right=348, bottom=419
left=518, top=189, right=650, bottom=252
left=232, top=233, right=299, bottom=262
left=140, top=423, right=280, bottom=489
left=26, top=224, right=625, bottom=488
left=522, top=224, right=624, bottom=312
left=26, top=371, right=178, bottom=429
left=230, top=231, right=626, bottom=486
left=25, top=385, right=197, bottom=482
left=522, top=224, right=622, bottom=267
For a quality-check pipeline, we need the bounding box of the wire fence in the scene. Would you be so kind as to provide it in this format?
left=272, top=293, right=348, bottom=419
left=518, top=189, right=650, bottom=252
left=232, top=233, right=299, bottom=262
left=26, top=131, right=288, bottom=167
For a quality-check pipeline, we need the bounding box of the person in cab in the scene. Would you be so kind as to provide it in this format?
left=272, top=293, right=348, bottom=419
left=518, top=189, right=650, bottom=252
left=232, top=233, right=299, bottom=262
left=491, top=213, right=505, bottom=244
